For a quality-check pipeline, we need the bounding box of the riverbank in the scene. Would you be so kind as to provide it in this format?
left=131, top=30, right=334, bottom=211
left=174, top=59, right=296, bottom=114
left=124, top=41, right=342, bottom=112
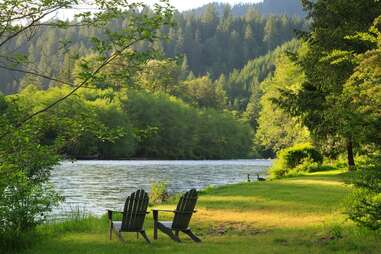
left=16, top=170, right=381, bottom=254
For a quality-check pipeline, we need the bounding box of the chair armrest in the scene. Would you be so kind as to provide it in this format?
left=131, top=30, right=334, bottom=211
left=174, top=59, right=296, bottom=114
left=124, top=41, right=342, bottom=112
left=152, top=209, right=174, bottom=221
left=107, top=210, right=127, bottom=221
left=152, top=209, right=176, bottom=213
left=174, top=210, right=197, bottom=214
left=107, top=209, right=125, bottom=214
left=107, top=209, right=125, bottom=213
left=152, top=209, right=197, bottom=221
left=107, top=210, right=123, bottom=221
left=152, top=209, right=197, bottom=213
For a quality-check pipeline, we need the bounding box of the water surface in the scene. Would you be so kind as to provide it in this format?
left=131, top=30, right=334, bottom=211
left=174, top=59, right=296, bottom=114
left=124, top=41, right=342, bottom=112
left=50, top=160, right=272, bottom=218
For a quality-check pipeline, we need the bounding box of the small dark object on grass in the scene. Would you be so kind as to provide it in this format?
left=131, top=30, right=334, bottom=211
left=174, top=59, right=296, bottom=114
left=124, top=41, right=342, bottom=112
left=257, top=174, right=266, bottom=181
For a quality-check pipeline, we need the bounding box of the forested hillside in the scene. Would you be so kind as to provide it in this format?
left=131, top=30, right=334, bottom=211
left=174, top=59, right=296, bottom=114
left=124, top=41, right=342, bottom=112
left=0, top=3, right=306, bottom=94
left=189, top=0, right=305, bottom=17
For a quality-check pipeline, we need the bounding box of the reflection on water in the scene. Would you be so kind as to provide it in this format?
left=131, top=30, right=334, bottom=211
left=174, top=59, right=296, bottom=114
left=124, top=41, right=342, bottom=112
left=50, top=160, right=272, bottom=218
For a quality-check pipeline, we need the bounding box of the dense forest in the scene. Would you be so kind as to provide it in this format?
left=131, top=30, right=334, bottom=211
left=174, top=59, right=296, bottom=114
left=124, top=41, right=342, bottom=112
left=0, top=3, right=306, bottom=94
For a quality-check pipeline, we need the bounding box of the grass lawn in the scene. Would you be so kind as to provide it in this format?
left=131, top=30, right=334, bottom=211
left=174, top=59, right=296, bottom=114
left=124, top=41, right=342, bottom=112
left=15, top=170, right=381, bottom=254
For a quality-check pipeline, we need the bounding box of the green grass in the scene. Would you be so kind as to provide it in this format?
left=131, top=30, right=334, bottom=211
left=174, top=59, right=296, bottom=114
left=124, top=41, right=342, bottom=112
left=14, top=170, right=381, bottom=254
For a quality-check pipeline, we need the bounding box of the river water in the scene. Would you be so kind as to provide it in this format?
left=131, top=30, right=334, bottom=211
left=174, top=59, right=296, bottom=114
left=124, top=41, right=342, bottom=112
left=50, top=160, right=272, bottom=218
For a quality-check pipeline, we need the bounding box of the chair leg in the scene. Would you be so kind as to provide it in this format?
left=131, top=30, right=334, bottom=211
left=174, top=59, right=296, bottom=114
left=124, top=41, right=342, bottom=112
left=182, top=229, right=201, bottom=243
left=109, top=224, right=113, bottom=240
left=153, top=210, right=159, bottom=240
left=117, top=232, right=126, bottom=243
left=140, top=231, right=151, bottom=244
left=157, top=224, right=181, bottom=242
left=154, top=221, right=158, bottom=240
left=167, top=230, right=181, bottom=243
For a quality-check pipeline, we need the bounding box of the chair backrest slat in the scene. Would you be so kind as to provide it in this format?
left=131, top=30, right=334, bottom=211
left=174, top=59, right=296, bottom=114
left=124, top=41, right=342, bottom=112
left=121, top=189, right=149, bottom=231
left=172, top=189, right=198, bottom=230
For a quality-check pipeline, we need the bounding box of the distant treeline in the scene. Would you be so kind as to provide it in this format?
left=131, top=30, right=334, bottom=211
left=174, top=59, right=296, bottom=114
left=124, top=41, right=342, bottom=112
left=187, top=0, right=306, bottom=18
left=0, top=3, right=306, bottom=94
left=13, top=86, right=252, bottom=160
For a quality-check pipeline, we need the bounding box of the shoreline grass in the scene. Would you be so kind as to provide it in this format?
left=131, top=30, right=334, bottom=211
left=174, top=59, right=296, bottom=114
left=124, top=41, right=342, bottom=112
left=13, top=170, right=381, bottom=254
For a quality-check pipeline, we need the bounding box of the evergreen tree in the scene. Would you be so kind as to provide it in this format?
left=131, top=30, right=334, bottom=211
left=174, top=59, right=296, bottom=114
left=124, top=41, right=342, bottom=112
left=277, top=0, right=381, bottom=169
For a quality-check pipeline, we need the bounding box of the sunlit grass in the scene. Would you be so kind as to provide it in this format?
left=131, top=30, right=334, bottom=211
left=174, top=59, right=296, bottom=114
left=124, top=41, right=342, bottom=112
left=15, top=170, right=381, bottom=254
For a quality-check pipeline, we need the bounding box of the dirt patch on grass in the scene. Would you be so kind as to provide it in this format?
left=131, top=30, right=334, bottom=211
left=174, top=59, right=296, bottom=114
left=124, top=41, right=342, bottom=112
left=206, top=222, right=270, bottom=236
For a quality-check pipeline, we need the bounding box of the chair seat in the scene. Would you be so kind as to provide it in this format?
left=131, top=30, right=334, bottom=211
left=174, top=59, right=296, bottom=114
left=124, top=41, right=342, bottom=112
left=112, top=221, right=145, bottom=232
left=158, top=221, right=172, bottom=228
left=158, top=221, right=189, bottom=230
left=112, top=221, right=122, bottom=231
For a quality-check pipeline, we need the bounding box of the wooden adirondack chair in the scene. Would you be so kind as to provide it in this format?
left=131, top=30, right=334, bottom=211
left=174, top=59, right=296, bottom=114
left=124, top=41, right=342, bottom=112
left=153, top=189, right=201, bottom=243
left=107, top=189, right=151, bottom=243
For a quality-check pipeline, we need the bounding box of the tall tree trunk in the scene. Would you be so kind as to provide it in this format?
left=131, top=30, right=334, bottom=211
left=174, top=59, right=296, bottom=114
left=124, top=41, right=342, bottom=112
left=347, top=138, right=355, bottom=171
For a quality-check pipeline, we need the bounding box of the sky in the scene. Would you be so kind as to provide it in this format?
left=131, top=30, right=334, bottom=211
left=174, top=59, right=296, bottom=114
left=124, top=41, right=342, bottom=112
left=56, top=0, right=263, bottom=20
left=145, top=0, right=262, bottom=11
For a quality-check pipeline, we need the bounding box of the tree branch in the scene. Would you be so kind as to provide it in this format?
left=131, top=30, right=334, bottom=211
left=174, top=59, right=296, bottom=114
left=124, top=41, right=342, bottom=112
left=0, top=63, right=74, bottom=86
left=0, top=5, right=63, bottom=48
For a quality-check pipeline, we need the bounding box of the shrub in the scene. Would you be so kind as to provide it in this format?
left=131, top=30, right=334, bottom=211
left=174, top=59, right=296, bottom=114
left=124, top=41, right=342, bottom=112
left=0, top=96, right=62, bottom=251
left=149, top=181, right=169, bottom=205
left=286, top=158, right=319, bottom=176
left=269, top=144, right=323, bottom=178
left=346, top=155, right=381, bottom=231
left=281, top=144, right=323, bottom=168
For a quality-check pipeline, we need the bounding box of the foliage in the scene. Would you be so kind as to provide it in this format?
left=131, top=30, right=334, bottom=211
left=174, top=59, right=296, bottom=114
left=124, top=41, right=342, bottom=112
left=269, top=143, right=323, bottom=178
left=11, top=86, right=252, bottom=160
left=280, top=144, right=323, bottom=169
left=180, top=76, right=226, bottom=110
left=255, top=44, right=310, bottom=153
left=0, top=95, right=62, bottom=249
left=285, top=159, right=336, bottom=177
left=242, top=39, right=301, bottom=127
left=276, top=0, right=381, bottom=169
left=341, top=17, right=381, bottom=150
left=346, top=155, right=381, bottom=231
left=13, top=85, right=130, bottom=159
left=137, top=59, right=182, bottom=95
left=149, top=181, right=169, bottom=205
left=126, top=90, right=252, bottom=159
